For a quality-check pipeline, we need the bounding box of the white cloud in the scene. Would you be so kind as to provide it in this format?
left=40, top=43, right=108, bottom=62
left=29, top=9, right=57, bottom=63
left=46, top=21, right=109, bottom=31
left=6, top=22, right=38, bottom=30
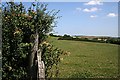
left=90, top=15, right=98, bottom=18
left=83, top=7, right=98, bottom=12
left=84, top=0, right=103, bottom=5
left=76, top=8, right=82, bottom=11
left=107, top=13, right=117, bottom=17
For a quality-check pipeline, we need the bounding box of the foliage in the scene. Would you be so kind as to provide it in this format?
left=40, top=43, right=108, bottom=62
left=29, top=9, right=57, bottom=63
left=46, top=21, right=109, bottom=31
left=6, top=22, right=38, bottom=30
left=58, top=34, right=120, bottom=45
left=49, top=33, right=61, bottom=37
left=106, top=38, right=120, bottom=45
left=2, top=2, right=61, bottom=79
left=58, top=34, right=73, bottom=40
left=40, top=41, right=63, bottom=78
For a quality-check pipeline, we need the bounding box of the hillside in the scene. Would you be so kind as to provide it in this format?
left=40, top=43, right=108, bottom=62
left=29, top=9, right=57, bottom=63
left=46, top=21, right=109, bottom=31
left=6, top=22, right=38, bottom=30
left=47, top=36, right=118, bottom=78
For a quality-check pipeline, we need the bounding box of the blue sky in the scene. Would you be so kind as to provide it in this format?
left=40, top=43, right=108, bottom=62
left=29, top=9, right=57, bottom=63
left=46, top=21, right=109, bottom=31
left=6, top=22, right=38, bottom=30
left=44, top=2, right=118, bottom=37
left=7, top=1, right=118, bottom=37
left=2, top=0, right=119, bottom=2
left=22, top=0, right=118, bottom=37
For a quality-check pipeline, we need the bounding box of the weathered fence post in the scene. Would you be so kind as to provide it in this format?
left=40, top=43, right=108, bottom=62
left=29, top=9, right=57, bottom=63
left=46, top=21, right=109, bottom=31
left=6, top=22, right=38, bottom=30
left=29, top=28, right=45, bottom=80
left=36, top=29, right=45, bottom=80
left=37, top=49, right=45, bottom=80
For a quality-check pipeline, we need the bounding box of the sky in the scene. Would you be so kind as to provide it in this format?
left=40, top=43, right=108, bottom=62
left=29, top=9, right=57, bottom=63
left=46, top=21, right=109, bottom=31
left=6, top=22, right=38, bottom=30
left=22, top=1, right=118, bottom=37
left=46, top=2, right=118, bottom=37
left=2, top=1, right=118, bottom=37
left=1, top=0, right=119, bottom=2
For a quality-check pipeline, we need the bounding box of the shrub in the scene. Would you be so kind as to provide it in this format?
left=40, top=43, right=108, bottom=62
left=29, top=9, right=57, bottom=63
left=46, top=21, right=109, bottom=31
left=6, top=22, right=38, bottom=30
left=41, top=41, right=63, bottom=78
left=2, top=2, right=62, bottom=79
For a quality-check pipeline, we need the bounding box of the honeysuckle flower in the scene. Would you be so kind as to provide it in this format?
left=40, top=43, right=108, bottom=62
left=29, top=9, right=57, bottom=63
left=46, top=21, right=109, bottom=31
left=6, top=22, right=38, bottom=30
left=47, top=46, right=51, bottom=50
left=42, top=41, right=49, bottom=46
left=5, top=17, right=8, bottom=19
left=8, top=66, right=12, bottom=71
left=60, top=58, right=63, bottom=61
left=63, top=51, right=71, bottom=56
left=14, top=30, right=20, bottom=35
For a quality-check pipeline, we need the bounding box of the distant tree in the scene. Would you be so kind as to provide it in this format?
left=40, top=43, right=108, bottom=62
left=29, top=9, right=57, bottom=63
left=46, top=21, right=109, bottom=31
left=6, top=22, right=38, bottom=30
left=49, top=33, right=54, bottom=36
left=58, top=34, right=73, bottom=40
left=63, top=34, right=71, bottom=38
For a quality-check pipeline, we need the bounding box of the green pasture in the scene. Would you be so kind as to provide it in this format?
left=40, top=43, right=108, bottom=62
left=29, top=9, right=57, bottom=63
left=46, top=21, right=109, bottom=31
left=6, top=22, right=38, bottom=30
left=47, top=36, right=118, bottom=78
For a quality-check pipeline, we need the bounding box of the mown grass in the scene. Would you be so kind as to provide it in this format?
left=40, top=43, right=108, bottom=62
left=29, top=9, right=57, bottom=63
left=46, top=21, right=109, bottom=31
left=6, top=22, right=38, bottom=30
left=47, top=36, right=118, bottom=78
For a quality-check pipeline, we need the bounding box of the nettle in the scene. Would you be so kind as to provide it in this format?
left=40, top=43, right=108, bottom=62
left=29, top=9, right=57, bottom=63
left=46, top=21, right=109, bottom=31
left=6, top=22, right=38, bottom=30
left=2, top=2, right=62, bottom=79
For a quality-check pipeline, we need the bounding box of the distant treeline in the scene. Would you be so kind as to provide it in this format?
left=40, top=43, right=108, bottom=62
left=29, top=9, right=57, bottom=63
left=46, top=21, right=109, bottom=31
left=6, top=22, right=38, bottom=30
left=49, top=33, right=62, bottom=37
left=49, top=33, right=120, bottom=45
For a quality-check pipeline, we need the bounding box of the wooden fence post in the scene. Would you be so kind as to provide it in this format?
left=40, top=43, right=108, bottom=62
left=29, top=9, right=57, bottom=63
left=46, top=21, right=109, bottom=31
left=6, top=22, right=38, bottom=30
left=36, top=29, right=45, bottom=80
left=29, top=28, right=45, bottom=80
left=37, top=49, right=45, bottom=80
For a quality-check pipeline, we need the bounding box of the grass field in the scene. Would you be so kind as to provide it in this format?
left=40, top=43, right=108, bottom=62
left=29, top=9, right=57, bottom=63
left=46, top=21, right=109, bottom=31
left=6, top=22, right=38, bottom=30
left=47, top=36, right=118, bottom=78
